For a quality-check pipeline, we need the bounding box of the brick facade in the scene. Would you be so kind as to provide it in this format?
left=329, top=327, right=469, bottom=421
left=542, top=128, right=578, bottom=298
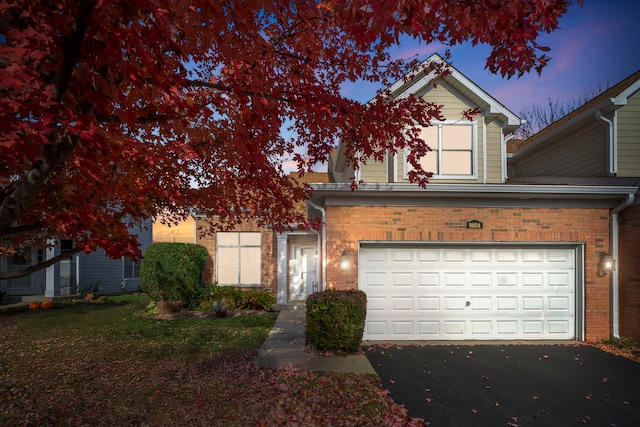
left=195, top=219, right=278, bottom=293
left=324, top=205, right=612, bottom=342
left=619, top=205, right=640, bottom=341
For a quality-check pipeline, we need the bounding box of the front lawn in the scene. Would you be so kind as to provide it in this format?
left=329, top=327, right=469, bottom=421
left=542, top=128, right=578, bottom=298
left=0, top=295, right=424, bottom=426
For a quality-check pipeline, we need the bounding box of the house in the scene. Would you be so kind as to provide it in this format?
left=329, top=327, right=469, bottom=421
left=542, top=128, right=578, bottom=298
left=195, top=54, right=640, bottom=343
left=0, top=219, right=153, bottom=300
left=506, top=69, right=640, bottom=341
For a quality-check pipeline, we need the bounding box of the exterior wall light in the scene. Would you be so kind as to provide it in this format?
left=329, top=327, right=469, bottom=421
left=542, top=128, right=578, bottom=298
left=340, top=249, right=351, bottom=271
left=597, top=252, right=616, bottom=277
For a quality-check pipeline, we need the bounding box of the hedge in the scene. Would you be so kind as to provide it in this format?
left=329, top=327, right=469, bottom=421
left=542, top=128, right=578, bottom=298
left=139, top=242, right=208, bottom=307
left=306, top=289, right=367, bottom=353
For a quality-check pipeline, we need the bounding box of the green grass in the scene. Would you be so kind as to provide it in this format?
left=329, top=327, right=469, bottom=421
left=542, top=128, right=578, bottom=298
left=0, top=294, right=425, bottom=426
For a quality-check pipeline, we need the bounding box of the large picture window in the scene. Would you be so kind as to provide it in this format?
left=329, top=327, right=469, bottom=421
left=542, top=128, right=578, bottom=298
left=404, top=122, right=477, bottom=179
left=216, top=232, right=261, bottom=286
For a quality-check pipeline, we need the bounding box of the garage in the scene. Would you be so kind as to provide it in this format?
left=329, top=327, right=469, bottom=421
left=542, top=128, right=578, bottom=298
left=359, top=244, right=580, bottom=341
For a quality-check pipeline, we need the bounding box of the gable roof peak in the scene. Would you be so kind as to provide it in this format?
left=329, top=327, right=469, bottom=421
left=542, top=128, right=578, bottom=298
left=389, top=53, right=522, bottom=132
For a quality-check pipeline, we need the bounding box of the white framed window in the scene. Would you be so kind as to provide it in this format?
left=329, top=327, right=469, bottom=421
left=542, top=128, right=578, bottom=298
left=404, top=122, right=477, bottom=179
left=216, top=232, right=261, bottom=286
left=123, top=257, right=139, bottom=279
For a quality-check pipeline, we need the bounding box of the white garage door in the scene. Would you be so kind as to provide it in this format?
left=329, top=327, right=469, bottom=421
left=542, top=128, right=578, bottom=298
left=359, top=245, right=577, bottom=341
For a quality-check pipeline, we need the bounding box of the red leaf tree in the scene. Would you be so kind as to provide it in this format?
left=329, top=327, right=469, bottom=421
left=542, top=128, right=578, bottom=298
left=0, top=0, right=575, bottom=278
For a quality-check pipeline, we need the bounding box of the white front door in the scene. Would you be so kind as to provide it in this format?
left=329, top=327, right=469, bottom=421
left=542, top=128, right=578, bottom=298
left=360, top=245, right=577, bottom=341
left=289, top=246, right=317, bottom=301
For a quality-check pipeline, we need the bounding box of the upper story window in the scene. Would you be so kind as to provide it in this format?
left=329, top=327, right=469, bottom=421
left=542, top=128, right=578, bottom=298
left=404, top=122, right=477, bottom=180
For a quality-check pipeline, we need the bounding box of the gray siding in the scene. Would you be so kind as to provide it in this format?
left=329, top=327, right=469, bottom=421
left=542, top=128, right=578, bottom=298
left=360, top=157, right=388, bottom=182
left=617, top=92, right=640, bottom=177
left=513, top=119, right=608, bottom=177
left=486, top=121, right=503, bottom=183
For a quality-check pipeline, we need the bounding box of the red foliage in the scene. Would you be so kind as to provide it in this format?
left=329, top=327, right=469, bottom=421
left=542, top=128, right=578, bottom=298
left=0, top=0, right=575, bottom=273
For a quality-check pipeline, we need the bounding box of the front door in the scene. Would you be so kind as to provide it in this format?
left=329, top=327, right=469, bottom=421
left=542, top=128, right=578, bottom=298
left=289, top=246, right=317, bottom=301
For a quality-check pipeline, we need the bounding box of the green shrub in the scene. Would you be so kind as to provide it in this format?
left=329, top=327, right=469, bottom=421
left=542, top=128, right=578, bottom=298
left=204, top=284, right=244, bottom=310
left=200, top=285, right=274, bottom=312
left=306, top=289, right=367, bottom=354
left=139, top=242, right=208, bottom=307
left=600, top=336, right=639, bottom=349
left=242, top=289, right=276, bottom=311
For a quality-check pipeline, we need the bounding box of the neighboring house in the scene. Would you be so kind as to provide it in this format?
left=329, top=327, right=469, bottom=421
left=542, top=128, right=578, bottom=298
left=506, top=69, right=640, bottom=341
left=197, top=53, right=639, bottom=343
left=0, top=219, right=153, bottom=299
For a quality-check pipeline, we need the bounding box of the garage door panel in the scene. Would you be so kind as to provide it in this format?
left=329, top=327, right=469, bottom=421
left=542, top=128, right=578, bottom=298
left=471, top=321, right=492, bottom=334
left=418, top=297, right=439, bottom=311
left=444, top=250, right=465, bottom=263
left=417, top=249, right=439, bottom=262
left=391, top=272, right=413, bottom=287
left=363, top=272, right=387, bottom=287
left=392, top=297, right=413, bottom=311
left=548, top=296, right=571, bottom=311
left=360, top=246, right=576, bottom=340
left=392, top=250, right=413, bottom=262
left=470, top=297, right=492, bottom=310
left=392, top=322, right=415, bottom=335
left=497, top=273, right=518, bottom=286
left=367, top=297, right=387, bottom=310
left=444, top=272, right=466, bottom=287
left=418, top=273, right=439, bottom=286
left=470, top=272, right=492, bottom=287
left=418, top=321, right=440, bottom=335
left=445, top=297, right=467, bottom=310
left=522, top=273, right=544, bottom=287
left=549, top=321, right=570, bottom=334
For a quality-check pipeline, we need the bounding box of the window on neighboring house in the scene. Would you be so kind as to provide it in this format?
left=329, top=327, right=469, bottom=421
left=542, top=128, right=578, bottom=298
left=216, top=232, right=261, bottom=286
left=124, top=257, right=139, bottom=279
left=404, top=122, right=477, bottom=179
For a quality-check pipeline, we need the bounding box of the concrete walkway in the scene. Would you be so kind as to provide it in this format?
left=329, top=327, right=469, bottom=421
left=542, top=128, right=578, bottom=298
left=255, top=302, right=376, bottom=375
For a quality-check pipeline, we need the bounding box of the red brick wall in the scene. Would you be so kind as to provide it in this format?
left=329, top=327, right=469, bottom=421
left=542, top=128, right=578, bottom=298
left=195, top=219, right=278, bottom=293
left=619, top=204, right=640, bottom=341
left=325, top=205, right=612, bottom=342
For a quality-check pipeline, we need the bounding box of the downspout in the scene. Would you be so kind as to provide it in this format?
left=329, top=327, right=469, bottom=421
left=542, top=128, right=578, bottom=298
left=595, top=110, right=617, bottom=176
left=610, top=194, right=635, bottom=338
left=307, top=200, right=326, bottom=292
left=482, top=117, right=487, bottom=183
left=503, top=133, right=516, bottom=183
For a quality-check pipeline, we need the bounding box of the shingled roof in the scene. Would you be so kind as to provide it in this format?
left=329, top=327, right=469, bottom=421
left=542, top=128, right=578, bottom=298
left=510, top=69, right=640, bottom=155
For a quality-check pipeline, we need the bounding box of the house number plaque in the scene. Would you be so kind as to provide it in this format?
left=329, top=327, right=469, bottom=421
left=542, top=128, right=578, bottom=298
left=466, top=220, right=483, bottom=230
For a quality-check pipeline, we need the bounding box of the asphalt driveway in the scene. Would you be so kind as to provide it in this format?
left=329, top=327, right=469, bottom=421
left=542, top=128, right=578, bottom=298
left=366, top=344, right=640, bottom=426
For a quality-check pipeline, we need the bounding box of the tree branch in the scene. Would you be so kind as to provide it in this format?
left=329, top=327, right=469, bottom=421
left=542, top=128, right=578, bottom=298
left=0, top=223, right=44, bottom=238
left=0, top=247, right=83, bottom=280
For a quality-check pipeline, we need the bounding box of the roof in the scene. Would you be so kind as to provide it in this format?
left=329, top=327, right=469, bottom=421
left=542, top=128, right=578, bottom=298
left=389, top=53, right=522, bottom=133
left=309, top=182, right=637, bottom=210
left=512, top=69, right=640, bottom=155
left=289, top=171, right=333, bottom=184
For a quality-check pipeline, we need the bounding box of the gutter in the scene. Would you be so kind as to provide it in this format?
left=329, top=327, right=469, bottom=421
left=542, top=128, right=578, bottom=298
left=610, top=193, right=635, bottom=338
left=307, top=200, right=327, bottom=292
left=595, top=110, right=617, bottom=176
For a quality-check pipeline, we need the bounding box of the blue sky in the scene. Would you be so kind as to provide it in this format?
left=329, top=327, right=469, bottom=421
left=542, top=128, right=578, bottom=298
left=343, top=0, right=640, bottom=115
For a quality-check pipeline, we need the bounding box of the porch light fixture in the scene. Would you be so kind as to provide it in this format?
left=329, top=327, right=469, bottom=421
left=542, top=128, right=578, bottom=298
left=340, top=249, right=351, bottom=271
left=596, top=252, right=616, bottom=277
